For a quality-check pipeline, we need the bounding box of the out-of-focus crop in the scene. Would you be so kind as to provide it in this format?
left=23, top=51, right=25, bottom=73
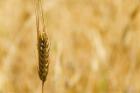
left=0, top=0, right=140, bottom=93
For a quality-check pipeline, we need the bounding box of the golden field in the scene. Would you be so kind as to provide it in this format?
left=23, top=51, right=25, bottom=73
left=0, top=0, right=140, bottom=93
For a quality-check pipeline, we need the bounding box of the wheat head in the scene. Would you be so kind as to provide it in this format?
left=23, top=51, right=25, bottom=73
left=34, top=0, right=50, bottom=93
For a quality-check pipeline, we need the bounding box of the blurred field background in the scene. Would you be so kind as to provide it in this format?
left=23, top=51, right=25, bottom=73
left=0, top=0, right=140, bottom=93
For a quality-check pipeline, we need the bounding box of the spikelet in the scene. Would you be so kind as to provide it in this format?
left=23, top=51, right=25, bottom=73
left=34, top=0, right=50, bottom=93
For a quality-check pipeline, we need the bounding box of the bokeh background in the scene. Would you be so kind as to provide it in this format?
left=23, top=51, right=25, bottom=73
left=0, top=0, right=140, bottom=93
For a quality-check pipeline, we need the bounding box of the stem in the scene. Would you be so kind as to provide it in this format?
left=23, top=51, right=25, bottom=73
left=42, top=81, right=44, bottom=93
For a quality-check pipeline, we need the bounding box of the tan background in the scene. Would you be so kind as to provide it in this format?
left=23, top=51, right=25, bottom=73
left=0, top=0, right=140, bottom=93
